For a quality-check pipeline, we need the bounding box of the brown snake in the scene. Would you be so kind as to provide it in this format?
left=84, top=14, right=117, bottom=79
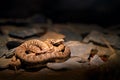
left=15, top=39, right=71, bottom=64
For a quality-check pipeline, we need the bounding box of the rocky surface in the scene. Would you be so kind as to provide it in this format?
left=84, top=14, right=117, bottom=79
left=83, top=30, right=120, bottom=49
left=9, top=28, right=45, bottom=39
left=39, top=31, right=65, bottom=41
left=0, top=57, right=11, bottom=68
left=6, top=41, right=22, bottom=50
left=5, top=49, right=15, bottom=58
left=39, top=68, right=55, bottom=73
left=72, top=41, right=112, bottom=58
left=0, top=47, right=8, bottom=58
left=108, top=50, right=120, bottom=63
left=0, top=23, right=120, bottom=80
left=89, top=55, right=104, bottom=66
left=59, top=30, right=82, bottom=41
left=65, top=41, right=96, bottom=60
left=0, top=36, right=9, bottom=58
left=47, top=55, right=105, bottom=70
left=47, top=57, right=89, bottom=70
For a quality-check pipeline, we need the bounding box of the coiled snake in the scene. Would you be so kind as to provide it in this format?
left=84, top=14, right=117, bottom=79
left=13, top=39, right=70, bottom=67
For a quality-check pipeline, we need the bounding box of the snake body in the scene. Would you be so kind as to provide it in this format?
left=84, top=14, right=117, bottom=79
left=16, top=47, right=70, bottom=63
left=15, top=39, right=70, bottom=64
left=44, top=39, right=65, bottom=52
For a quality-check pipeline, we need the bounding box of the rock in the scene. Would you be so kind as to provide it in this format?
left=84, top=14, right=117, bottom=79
left=51, top=24, right=103, bottom=37
left=5, top=48, right=15, bottom=58
left=106, top=50, right=120, bottom=68
left=107, top=25, right=120, bottom=34
left=96, top=46, right=113, bottom=57
left=7, top=36, right=25, bottom=42
left=40, top=31, right=65, bottom=41
left=9, top=28, right=45, bottom=39
left=89, top=55, right=104, bottom=66
left=47, top=62, right=66, bottom=70
left=49, top=24, right=71, bottom=32
left=65, top=41, right=96, bottom=60
left=47, top=57, right=89, bottom=70
left=0, top=40, right=16, bottom=58
left=83, top=30, right=120, bottom=49
left=0, top=47, right=15, bottom=58
left=59, top=30, right=82, bottom=41
left=108, top=50, right=120, bottom=62
left=39, top=68, right=54, bottom=73
left=67, top=24, right=104, bottom=34
left=0, top=57, right=11, bottom=68
left=81, top=32, right=89, bottom=39
left=6, top=41, right=22, bottom=50
left=0, top=36, right=8, bottom=46
left=0, top=47, right=8, bottom=58
left=0, top=26, right=18, bottom=35
left=65, top=41, right=112, bottom=61
left=0, top=36, right=9, bottom=58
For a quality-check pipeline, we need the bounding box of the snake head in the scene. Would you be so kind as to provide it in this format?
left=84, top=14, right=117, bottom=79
left=52, top=39, right=64, bottom=45
left=47, top=39, right=64, bottom=45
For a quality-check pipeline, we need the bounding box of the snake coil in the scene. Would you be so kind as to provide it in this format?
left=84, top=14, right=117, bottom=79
left=13, top=39, right=70, bottom=67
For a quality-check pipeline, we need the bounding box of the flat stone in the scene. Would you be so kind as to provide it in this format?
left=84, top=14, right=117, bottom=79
left=40, top=31, right=65, bottom=41
left=0, top=41, right=17, bottom=58
left=65, top=41, right=96, bottom=60
left=89, top=55, right=104, bottom=66
left=96, top=46, right=113, bottom=56
left=65, top=41, right=112, bottom=61
left=108, top=50, right=120, bottom=61
left=0, top=36, right=8, bottom=46
left=0, top=36, right=9, bottom=58
left=106, top=50, right=120, bottom=68
left=0, top=47, right=8, bottom=58
left=83, top=30, right=120, bottom=49
left=67, top=24, right=104, bottom=34
left=5, top=48, right=15, bottom=58
left=0, top=26, right=18, bottom=35
left=105, top=29, right=120, bottom=37
left=51, top=24, right=104, bottom=38
left=47, top=57, right=90, bottom=70
left=6, top=41, right=22, bottom=50
left=9, top=28, right=45, bottom=39
left=59, top=30, right=82, bottom=41
left=0, top=57, right=11, bottom=68
left=7, top=36, right=25, bottom=42
left=39, top=68, right=55, bottom=73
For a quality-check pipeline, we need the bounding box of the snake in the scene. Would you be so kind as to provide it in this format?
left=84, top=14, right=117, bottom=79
left=15, top=39, right=71, bottom=64
left=44, top=39, right=65, bottom=52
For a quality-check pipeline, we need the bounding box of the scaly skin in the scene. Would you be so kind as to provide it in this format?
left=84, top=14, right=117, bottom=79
left=15, top=39, right=71, bottom=63
left=44, top=39, right=65, bottom=52
left=15, top=39, right=50, bottom=59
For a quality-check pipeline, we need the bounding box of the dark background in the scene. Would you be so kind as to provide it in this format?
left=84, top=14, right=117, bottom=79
left=0, top=0, right=120, bottom=26
left=0, top=1, right=120, bottom=80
